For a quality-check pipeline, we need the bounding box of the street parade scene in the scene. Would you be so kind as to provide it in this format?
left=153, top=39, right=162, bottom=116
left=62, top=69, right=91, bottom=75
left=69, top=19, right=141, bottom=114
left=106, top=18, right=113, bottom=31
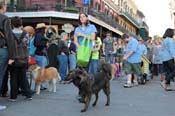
left=0, top=0, right=175, bottom=116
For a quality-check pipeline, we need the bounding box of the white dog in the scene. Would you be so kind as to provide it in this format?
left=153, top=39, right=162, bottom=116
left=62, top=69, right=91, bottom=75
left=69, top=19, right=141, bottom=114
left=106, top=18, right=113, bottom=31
left=29, top=64, right=61, bottom=94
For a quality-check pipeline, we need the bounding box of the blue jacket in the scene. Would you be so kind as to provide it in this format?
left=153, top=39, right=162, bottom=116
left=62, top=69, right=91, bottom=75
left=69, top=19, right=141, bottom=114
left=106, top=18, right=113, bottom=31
left=125, top=37, right=141, bottom=63
left=28, top=37, right=36, bottom=56
left=160, top=37, right=175, bottom=62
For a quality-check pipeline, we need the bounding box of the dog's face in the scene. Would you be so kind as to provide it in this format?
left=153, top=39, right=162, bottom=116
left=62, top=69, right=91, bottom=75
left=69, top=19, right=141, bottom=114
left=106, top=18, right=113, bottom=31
left=65, top=69, right=88, bottom=86
left=65, top=69, right=82, bottom=85
left=28, top=64, right=40, bottom=80
left=28, top=64, right=38, bottom=72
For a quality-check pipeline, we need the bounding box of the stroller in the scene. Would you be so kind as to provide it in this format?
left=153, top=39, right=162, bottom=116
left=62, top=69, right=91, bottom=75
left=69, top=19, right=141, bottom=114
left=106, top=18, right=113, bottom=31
left=139, top=55, right=151, bottom=84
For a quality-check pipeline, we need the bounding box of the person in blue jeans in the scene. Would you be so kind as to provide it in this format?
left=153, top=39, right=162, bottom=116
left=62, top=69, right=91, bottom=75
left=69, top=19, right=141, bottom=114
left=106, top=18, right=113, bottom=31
left=68, top=38, right=76, bottom=70
left=0, top=2, right=18, bottom=110
left=102, top=31, right=115, bottom=64
left=57, top=32, right=69, bottom=81
left=57, top=54, right=68, bottom=80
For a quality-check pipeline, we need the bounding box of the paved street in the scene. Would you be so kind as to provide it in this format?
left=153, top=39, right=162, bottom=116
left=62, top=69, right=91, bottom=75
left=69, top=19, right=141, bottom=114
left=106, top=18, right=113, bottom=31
left=0, top=77, right=175, bottom=116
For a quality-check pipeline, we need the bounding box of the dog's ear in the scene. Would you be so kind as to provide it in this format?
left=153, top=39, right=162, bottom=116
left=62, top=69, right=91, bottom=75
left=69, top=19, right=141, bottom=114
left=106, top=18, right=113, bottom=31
left=75, top=69, right=84, bottom=75
left=65, top=70, right=76, bottom=81
left=78, top=75, right=87, bottom=83
left=101, top=63, right=112, bottom=77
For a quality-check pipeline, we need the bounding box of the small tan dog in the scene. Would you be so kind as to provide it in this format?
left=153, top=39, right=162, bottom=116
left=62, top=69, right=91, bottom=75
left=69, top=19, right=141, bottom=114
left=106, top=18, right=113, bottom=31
left=29, top=64, right=61, bottom=94
left=110, top=64, right=117, bottom=80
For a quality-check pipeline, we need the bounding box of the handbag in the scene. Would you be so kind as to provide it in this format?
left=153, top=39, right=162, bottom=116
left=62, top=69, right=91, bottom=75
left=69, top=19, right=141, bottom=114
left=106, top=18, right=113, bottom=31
left=77, top=37, right=92, bottom=67
left=28, top=56, right=37, bottom=65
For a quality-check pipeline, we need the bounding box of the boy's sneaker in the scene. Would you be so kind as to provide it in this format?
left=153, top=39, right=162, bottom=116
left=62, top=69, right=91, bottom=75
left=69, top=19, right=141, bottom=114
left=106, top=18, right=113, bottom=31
left=0, top=105, right=6, bottom=111
left=8, top=98, right=17, bottom=102
left=133, top=81, right=139, bottom=86
left=123, top=83, right=133, bottom=88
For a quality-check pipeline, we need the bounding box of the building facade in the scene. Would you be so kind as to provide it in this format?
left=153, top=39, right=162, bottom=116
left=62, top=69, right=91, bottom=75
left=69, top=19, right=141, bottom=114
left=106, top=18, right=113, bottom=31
left=4, top=0, right=149, bottom=39
left=169, top=0, right=175, bottom=28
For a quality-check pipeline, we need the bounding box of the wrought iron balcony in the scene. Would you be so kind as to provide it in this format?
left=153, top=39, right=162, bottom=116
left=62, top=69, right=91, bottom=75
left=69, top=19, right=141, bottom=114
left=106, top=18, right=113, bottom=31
left=103, top=0, right=120, bottom=14
left=6, top=2, right=79, bottom=13
left=88, top=8, right=137, bottom=37
left=6, top=2, right=138, bottom=37
left=120, top=10, right=140, bottom=28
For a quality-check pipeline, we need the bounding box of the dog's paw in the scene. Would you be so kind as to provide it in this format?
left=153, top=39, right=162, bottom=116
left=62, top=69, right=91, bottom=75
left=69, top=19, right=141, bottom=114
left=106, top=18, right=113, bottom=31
left=80, top=109, right=86, bottom=112
left=92, top=103, right=96, bottom=107
left=105, top=103, right=110, bottom=106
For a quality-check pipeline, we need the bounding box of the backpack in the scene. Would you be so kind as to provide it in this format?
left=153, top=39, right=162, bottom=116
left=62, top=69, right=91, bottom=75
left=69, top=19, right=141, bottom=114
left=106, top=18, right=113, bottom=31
left=13, top=31, right=29, bottom=67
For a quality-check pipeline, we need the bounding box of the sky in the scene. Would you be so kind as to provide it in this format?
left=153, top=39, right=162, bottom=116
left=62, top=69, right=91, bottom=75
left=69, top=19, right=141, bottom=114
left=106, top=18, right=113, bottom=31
left=134, top=0, right=173, bottom=36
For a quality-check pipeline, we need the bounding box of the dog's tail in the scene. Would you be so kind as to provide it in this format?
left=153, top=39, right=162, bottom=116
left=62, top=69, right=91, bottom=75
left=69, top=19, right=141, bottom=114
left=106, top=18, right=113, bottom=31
left=51, top=67, right=61, bottom=81
left=57, top=73, right=61, bottom=81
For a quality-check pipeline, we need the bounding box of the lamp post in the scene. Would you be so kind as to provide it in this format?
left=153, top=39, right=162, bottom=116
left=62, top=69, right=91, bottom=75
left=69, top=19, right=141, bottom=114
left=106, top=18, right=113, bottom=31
left=65, top=0, right=67, bottom=6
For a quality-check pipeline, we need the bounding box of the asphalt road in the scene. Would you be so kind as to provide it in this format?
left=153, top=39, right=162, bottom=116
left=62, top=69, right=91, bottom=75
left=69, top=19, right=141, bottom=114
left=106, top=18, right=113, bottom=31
left=0, top=77, right=175, bottom=116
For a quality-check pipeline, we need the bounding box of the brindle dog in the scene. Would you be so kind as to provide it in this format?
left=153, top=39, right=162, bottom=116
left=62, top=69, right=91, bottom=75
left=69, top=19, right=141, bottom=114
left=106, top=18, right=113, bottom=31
left=65, top=63, right=112, bottom=112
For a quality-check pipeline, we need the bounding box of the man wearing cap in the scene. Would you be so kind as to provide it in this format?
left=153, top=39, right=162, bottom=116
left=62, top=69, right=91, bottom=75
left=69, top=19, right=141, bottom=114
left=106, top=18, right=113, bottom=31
left=122, top=34, right=142, bottom=88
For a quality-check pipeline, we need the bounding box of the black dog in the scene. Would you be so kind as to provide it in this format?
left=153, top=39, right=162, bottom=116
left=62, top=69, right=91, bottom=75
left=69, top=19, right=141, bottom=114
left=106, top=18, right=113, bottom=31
left=65, top=63, right=111, bottom=112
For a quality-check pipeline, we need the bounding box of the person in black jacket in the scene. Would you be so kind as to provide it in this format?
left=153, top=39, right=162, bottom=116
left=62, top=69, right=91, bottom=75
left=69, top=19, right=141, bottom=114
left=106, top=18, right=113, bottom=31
left=45, top=27, right=58, bottom=69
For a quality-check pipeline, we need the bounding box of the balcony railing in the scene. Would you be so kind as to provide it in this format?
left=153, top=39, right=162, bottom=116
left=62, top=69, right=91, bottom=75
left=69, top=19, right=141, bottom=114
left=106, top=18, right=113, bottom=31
left=6, top=3, right=138, bottom=37
left=7, top=3, right=80, bottom=13
left=103, top=0, right=120, bottom=14
left=120, top=10, right=140, bottom=28
left=89, top=8, right=138, bottom=37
